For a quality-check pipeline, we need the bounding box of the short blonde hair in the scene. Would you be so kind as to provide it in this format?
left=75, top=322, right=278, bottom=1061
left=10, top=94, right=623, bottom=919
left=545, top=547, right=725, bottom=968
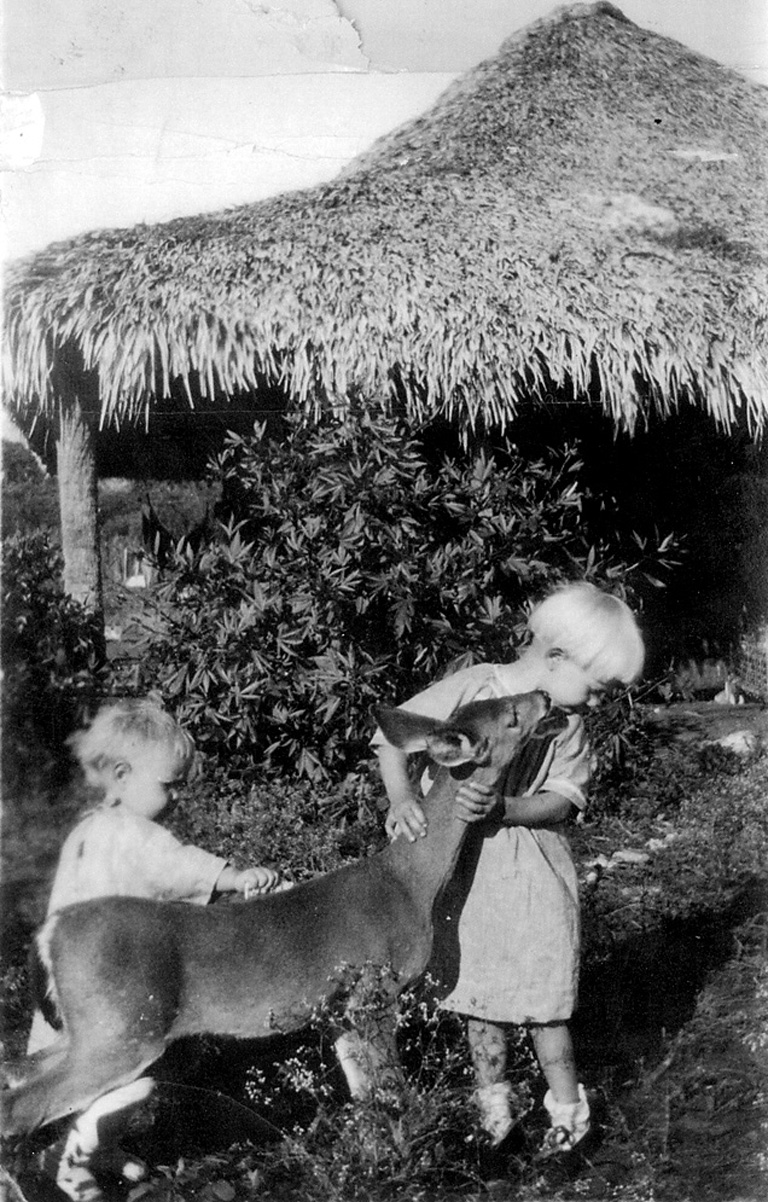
left=68, top=698, right=196, bottom=787
left=528, top=582, right=644, bottom=685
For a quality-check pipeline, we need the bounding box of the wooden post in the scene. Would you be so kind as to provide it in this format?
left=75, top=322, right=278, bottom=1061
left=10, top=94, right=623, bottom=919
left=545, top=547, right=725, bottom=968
left=56, top=396, right=104, bottom=622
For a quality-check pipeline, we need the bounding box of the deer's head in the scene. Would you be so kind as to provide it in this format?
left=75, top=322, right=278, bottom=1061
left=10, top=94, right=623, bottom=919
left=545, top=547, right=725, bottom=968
left=377, top=690, right=565, bottom=772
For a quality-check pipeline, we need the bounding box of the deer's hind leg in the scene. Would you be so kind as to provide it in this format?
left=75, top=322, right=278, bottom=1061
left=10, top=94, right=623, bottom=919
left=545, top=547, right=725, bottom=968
left=4, top=1040, right=163, bottom=1202
left=1, top=1040, right=71, bottom=1134
left=2, top=1032, right=165, bottom=1136
left=44, top=1078, right=155, bottom=1202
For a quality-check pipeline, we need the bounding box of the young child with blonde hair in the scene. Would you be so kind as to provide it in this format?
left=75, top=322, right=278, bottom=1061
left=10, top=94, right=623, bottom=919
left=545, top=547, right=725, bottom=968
left=376, top=582, right=644, bottom=1164
left=29, top=696, right=283, bottom=1054
left=28, top=696, right=286, bottom=1197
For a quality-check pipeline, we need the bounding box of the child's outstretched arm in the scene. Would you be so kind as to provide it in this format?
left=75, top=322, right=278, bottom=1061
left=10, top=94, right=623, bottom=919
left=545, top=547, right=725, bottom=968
left=377, top=743, right=428, bottom=842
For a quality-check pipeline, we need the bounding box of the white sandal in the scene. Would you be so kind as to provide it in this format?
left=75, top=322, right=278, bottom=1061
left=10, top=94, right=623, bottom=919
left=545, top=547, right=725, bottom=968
left=539, top=1083, right=591, bottom=1157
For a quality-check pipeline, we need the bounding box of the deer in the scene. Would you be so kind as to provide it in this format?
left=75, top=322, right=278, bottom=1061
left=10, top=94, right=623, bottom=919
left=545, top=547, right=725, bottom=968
left=2, top=691, right=564, bottom=1198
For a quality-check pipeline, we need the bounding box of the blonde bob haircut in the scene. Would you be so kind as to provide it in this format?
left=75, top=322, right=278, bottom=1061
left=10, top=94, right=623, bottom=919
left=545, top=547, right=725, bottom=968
left=527, top=582, right=644, bottom=685
left=68, top=697, right=196, bottom=787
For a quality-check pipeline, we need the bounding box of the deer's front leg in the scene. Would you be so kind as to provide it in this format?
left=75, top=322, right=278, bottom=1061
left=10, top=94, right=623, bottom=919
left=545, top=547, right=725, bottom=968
left=334, top=1019, right=403, bottom=1101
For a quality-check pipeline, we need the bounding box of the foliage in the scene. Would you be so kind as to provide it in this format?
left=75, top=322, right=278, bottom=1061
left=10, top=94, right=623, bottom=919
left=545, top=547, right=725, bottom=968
left=98, top=478, right=219, bottom=555
left=1, top=531, right=109, bottom=788
left=584, top=701, right=757, bottom=823
left=1, top=440, right=59, bottom=538
left=166, top=766, right=386, bottom=884
left=0, top=962, right=30, bottom=1060
left=583, top=687, right=654, bottom=804
left=138, top=412, right=677, bottom=778
left=0, top=443, right=219, bottom=594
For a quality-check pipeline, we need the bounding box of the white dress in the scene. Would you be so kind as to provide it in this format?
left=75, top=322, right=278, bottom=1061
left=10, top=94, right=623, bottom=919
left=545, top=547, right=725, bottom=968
left=379, top=661, right=591, bottom=1024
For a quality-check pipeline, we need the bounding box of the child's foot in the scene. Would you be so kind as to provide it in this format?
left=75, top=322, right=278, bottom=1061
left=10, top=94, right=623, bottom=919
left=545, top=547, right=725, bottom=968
left=538, top=1121, right=590, bottom=1156
left=536, top=1083, right=592, bottom=1160
left=474, top=1081, right=515, bottom=1147
left=474, top=1080, right=529, bottom=1185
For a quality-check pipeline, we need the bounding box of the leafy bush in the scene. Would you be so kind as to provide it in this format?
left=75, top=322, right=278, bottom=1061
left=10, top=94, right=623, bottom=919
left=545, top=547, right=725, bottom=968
left=138, top=412, right=677, bottom=778
left=1, top=440, right=59, bottom=539
left=1, top=531, right=109, bottom=788
left=167, top=766, right=386, bottom=883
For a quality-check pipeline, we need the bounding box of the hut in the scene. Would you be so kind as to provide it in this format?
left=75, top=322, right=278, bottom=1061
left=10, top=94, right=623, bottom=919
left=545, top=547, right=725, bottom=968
left=3, top=1, right=767, bottom=615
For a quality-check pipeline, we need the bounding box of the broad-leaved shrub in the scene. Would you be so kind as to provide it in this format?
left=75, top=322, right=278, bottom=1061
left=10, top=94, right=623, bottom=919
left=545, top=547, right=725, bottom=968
left=139, top=412, right=675, bottom=777
left=2, top=531, right=108, bottom=788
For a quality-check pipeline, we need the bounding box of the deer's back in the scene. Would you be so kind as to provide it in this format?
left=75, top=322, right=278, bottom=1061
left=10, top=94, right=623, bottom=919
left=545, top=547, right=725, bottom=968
left=46, top=856, right=433, bottom=1041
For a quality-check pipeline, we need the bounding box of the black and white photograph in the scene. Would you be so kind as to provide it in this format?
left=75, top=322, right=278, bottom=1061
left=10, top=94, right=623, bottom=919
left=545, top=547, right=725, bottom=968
left=2, top=3, right=767, bottom=1200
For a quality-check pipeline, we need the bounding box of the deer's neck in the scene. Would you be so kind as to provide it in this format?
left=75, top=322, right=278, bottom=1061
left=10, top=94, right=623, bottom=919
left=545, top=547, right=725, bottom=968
left=385, top=763, right=496, bottom=910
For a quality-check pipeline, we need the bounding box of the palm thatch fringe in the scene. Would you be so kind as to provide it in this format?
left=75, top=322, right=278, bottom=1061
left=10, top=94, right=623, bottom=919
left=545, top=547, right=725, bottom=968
left=3, top=2, right=767, bottom=436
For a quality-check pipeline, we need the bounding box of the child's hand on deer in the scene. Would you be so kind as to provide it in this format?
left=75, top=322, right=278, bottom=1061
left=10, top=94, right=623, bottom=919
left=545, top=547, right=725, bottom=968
left=385, top=797, right=428, bottom=843
left=234, top=867, right=286, bottom=897
left=454, top=781, right=501, bottom=824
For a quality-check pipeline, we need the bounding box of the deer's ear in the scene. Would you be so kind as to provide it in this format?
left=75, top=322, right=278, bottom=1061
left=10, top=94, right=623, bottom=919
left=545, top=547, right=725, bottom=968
left=375, top=706, right=441, bottom=752
left=426, top=731, right=488, bottom=766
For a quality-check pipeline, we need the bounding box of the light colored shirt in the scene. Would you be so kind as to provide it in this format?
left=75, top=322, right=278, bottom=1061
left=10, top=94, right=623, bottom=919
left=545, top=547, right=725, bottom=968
left=27, top=802, right=228, bottom=1054
left=46, top=803, right=228, bottom=914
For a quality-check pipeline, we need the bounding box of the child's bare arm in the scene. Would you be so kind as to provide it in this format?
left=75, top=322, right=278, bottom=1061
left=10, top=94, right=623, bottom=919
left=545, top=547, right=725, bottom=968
left=499, top=790, right=573, bottom=826
left=377, top=743, right=428, bottom=842
left=455, top=782, right=573, bottom=827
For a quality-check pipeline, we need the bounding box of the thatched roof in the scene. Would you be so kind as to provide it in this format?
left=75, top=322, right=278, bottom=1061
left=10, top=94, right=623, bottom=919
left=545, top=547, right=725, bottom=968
left=4, top=1, right=768, bottom=437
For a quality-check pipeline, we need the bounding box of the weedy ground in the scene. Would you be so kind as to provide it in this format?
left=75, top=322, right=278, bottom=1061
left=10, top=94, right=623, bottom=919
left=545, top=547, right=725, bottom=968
left=2, top=707, right=767, bottom=1202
